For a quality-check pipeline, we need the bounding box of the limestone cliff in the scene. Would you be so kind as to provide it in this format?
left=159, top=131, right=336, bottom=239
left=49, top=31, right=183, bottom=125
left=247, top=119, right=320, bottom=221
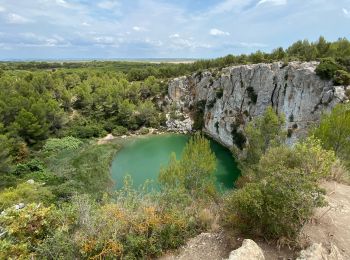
left=167, top=62, right=349, bottom=148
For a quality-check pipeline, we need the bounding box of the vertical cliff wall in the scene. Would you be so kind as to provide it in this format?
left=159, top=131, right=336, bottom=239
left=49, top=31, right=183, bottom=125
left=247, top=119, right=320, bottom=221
left=167, top=62, right=349, bottom=147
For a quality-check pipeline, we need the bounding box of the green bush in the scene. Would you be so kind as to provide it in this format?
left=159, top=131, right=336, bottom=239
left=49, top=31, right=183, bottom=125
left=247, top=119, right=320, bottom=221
left=139, top=128, right=150, bottom=135
left=223, top=167, right=326, bottom=239
left=334, top=70, right=350, bottom=85
left=70, top=124, right=106, bottom=138
left=14, top=159, right=45, bottom=176
left=0, top=203, right=57, bottom=259
left=312, top=103, right=350, bottom=167
left=43, top=136, right=83, bottom=153
left=224, top=137, right=335, bottom=240
left=0, top=182, right=54, bottom=210
left=315, top=58, right=341, bottom=80
left=112, top=125, right=128, bottom=136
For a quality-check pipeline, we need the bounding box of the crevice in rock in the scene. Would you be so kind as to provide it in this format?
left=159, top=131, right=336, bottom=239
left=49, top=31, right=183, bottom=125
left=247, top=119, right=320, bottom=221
left=271, top=75, right=278, bottom=108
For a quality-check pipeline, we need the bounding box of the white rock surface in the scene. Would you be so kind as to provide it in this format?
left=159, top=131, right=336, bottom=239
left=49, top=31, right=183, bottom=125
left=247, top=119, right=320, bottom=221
left=27, top=179, right=35, bottom=184
left=226, top=239, right=265, bottom=260
left=297, top=243, right=344, bottom=260
left=166, top=113, right=193, bottom=133
left=168, top=62, right=349, bottom=147
left=15, top=203, right=25, bottom=210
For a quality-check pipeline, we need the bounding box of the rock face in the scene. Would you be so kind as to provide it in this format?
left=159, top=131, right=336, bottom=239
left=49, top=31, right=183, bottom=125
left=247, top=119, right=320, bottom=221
left=297, top=243, right=344, bottom=260
left=166, top=113, right=193, bottom=133
left=167, top=62, right=349, bottom=147
left=226, top=239, right=265, bottom=260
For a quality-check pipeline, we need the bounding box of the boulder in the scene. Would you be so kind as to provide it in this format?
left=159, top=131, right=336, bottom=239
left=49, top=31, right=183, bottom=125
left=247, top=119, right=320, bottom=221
left=15, top=203, right=25, bottom=210
left=27, top=179, right=35, bottom=184
left=227, top=239, right=265, bottom=260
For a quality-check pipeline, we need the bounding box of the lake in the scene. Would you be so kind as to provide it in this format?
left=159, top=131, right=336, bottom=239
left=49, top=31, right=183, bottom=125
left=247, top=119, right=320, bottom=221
left=111, top=134, right=240, bottom=191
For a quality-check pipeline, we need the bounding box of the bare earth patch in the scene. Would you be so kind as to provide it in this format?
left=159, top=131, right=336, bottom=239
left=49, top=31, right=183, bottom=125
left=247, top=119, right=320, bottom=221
left=302, top=181, right=350, bottom=259
left=159, top=231, right=234, bottom=260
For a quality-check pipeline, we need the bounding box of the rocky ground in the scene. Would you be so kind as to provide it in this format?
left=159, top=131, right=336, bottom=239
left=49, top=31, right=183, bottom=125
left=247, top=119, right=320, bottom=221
left=301, top=181, right=350, bottom=259
left=159, top=181, right=350, bottom=260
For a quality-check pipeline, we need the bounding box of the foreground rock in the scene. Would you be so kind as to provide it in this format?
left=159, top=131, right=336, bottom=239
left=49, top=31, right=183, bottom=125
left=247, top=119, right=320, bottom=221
left=297, top=243, right=344, bottom=260
left=227, top=239, right=265, bottom=260
left=168, top=62, right=349, bottom=147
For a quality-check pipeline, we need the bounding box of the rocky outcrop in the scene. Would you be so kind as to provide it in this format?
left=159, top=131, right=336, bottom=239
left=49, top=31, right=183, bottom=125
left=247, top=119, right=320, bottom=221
left=226, top=239, right=265, bottom=260
left=166, top=113, right=193, bottom=133
left=167, top=62, right=349, bottom=147
left=297, top=243, right=344, bottom=260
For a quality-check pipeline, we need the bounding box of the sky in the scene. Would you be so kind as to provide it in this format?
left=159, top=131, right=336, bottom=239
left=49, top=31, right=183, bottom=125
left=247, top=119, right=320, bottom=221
left=0, top=0, right=349, bottom=60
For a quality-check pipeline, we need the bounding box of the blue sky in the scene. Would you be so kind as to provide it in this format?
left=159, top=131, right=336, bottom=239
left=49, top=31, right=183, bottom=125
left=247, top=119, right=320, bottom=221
left=0, top=0, right=349, bottom=60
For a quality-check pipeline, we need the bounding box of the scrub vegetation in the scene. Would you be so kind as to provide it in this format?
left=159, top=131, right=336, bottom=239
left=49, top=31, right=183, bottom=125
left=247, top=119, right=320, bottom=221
left=1, top=37, right=350, bottom=258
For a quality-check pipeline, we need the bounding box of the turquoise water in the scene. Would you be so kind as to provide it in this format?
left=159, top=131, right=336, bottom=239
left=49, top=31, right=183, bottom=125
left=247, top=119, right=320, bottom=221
left=111, top=134, right=240, bottom=191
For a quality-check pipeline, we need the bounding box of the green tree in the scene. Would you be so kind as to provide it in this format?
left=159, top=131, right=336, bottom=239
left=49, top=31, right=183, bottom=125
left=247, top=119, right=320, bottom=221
left=240, top=107, right=285, bottom=167
left=117, top=99, right=136, bottom=128
left=159, top=134, right=217, bottom=197
left=10, top=109, right=49, bottom=144
left=137, top=100, right=159, bottom=127
left=0, top=135, right=12, bottom=174
left=316, top=36, right=331, bottom=57
left=313, top=104, right=350, bottom=167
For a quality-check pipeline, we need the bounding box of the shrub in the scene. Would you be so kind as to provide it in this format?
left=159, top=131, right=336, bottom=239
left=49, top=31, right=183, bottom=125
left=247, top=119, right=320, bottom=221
left=223, top=167, right=326, bottom=239
left=43, top=136, right=83, bottom=153
left=315, top=58, right=341, bottom=80
left=14, top=159, right=45, bottom=176
left=0, top=182, right=54, bottom=210
left=312, top=103, right=350, bottom=167
left=334, top=70, right=350, bottom=85
left=0, top=203, right=57, bottom=259
left=112, top=125, right=128, bottom=136
left=139, top=128, right=150, bottom=135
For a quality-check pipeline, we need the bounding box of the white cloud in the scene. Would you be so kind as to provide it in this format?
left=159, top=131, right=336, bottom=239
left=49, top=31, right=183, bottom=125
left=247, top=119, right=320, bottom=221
left=82, top=22, right=90, bottom=26
left=343, top=8, right=350, bottom=18
left=257, top=0, right=287, bottom=6
left=6, top=13, right=31, bottom=24
left=132, top=26, right=146, bottom=32
left=209, top=28, right=230, bottom=36
left=169, top=33, right=180, bottom=38
left=0, top=6, right=5, bottom=12
left=97, top=0, right=120, bottom=9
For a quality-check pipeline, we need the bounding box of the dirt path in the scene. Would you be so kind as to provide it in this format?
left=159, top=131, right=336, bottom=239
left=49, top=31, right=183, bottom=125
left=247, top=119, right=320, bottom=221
left=302, top=181, right=350, bottom=259
left=159, top=232, right=234, bottom=260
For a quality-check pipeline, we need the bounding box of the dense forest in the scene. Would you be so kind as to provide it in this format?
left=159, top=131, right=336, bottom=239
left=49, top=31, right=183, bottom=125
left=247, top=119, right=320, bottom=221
left=0, top=37, right=350, bottom=259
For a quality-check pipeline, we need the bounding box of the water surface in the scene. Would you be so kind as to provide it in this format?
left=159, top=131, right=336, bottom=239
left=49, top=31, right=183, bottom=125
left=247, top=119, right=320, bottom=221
left=111, top=134, right=240, bottom=191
